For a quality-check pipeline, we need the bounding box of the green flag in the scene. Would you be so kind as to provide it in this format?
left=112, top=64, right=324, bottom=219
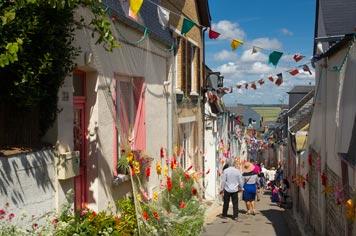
left=268, top=51, right=283, bottom=67
left=181, top=18, right=195, bottom=35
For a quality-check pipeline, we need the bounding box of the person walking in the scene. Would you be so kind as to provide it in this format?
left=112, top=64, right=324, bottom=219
left=242, top=162, right=259, bottom=215
left=220, top=159, right=244, bottom=221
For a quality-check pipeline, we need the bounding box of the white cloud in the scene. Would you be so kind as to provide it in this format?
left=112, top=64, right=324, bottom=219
left=249, top=37, right=283, bottom=50
left=240, top=49, right=268, bottom=62
left=214, top=50, right=237, bottom=61
left=281, top=28, right=293, bottom=36
left=250, top=62, right=272, bottom=74
left=211, top=20, right=246, bottom=40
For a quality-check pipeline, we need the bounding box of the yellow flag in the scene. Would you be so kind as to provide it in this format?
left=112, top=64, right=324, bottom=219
left=231, top=39, right=243, bottom=51
left=129, top=0, right=144, bottom=17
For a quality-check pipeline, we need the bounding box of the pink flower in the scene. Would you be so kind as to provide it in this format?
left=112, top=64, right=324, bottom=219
left=8, top=213, right=15, bottom=221
left=0, top=209, right=5, bottom=215
left=32, top=223, right=38, bottom=230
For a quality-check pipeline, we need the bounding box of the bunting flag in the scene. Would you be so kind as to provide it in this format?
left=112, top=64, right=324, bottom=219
left=245, top=83, right=248, bottom=89
left=303, top=64, right=312, bottom=75
left=157, top=6, right=170, bottom=29
left=252, top=46, right=263, bottom=54
left=129, top=0, right=144, bottom=19
left=208, top=29, right=220, bottom=39
left=268, top=76, right=274, bottom=82
left=289, top=68, right=299, bottom=76
left=237, top=84, right=242, bottom=89
left=268, top=51, right=283, bottom=67
left=258, top=79, right=265, bottom=85
left=275, top=73, right=283, bottom=86
left=251, top=83, right=257, bottom=90
left=231, top=39, right=243, bottom=51
left=293, top=53, right=305, bottom=62
left=181, top=17, right=195, bottom=35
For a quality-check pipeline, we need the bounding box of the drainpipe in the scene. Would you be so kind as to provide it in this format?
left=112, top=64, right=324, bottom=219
left=202, top=27, right=207, bottom=190
left=167, top=42, right=175, bottom=162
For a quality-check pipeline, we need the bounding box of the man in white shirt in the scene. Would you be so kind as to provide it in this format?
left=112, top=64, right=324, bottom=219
left=220, top=159, right=244, bottom=220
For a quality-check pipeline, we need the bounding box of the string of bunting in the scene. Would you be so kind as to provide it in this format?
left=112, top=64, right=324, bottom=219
left=119, top=0, right=313, bottom=70
left=235, top=62, right=313, bottom=90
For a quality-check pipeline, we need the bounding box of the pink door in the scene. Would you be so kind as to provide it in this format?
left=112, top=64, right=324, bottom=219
left=73, top=70, right=87, bottom=210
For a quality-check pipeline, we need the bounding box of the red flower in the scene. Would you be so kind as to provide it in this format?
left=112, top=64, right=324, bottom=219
left=80, top=208, right=89, bottom=217
left=0, top=209, right=5, bottom=215
left=191, top=187, right=197, bottom=196
left=308, top=153, right=312, bottom=166
left=179, top=201, right=186, bottom=209
left=186, top=165, right=193, bottom=171
left=153, top=211, right=159, bottom=220
left=321, top=172, right=327, bottom=186
left=145, top=166, right=151, bottom=178
left=32, top=223, right=38, bottom=230
left=167, top=177, right=172, bottom=192
left=184, top=172, right=191, bottom=180
left=51, top=218, right=59, bottom=225
left=170, top=156, right=177, bottom=170
left=142, top=211, right=149, bottom=221
left=160, top=148, right=165, bottom=158
left=8, top=213, right=15, bottom=221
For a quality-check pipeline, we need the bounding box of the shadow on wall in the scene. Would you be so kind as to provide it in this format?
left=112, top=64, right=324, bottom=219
left=0, top=150, right=55, bottom=205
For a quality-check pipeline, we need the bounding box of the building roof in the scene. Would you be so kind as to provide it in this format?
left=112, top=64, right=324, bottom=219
left=288, top=90, right=315, bottom=133
left=287, top=86, right=315, bottom=94
left=104, top=0, right=173, bottom=46
left=315, top=0, right=356, bottom=38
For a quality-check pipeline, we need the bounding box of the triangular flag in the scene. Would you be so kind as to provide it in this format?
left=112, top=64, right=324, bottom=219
left=245, top=83, right=248, bottom=89
left=303, top=64, right=312, bottom=75
left=208, top=29, right=220, bottom=39
left=293, top=53, right=305, bottom=62
left=258, top=79, right=265, bottom=85
left=181, top=18, right=195, bottom=35
left=129, top=0, right=143, bottom=18
left=231, top=39, right=243, bottom=51
left=157, top=6, right=170, bottom=29
left=275, top=73, right=283, bottom=86
left=252, top=46, right=262, bottom=54
left=237, top=84, right=242, bottom=89
left=289, top=68, right=299, bottom=76
left=268, top=51, right=283, bottom=67
left=268, top=76, right=274, bottom=82
left=251, top=83, right=257, bottom=90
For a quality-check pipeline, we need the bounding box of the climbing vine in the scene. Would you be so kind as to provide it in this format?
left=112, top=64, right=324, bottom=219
left=0, top=0, right=119, bottom=138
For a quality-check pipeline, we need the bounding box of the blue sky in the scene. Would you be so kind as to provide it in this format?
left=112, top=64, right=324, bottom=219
left=206, top=0, right=316, bottom=105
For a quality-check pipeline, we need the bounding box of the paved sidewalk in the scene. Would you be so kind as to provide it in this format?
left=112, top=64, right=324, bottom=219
left=202, top=191, right=291, bottom=236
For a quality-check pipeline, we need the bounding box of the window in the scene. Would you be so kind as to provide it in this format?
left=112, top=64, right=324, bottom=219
left=73, top=70, right=86, bottom=97
left=178, top=37, right=200, bottom=96
left=116, top=76, right=146, bottom=151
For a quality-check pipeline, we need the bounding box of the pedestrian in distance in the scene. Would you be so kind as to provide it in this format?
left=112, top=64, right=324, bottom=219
left=219, top=159, right=244, bottom=221
left=242, top=162, right=259, bottom=215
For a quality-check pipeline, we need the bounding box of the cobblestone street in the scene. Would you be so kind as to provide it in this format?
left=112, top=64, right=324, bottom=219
left=202, top=191, right=292, bottom=236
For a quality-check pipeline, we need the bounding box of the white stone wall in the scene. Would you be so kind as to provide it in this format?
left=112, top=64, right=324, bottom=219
left=0, top=150, right=55, bottom=224
left=63, top=7, right=173, bottom=211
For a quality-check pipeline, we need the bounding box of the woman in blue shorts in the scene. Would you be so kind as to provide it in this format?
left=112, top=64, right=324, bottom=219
left=242, top=162, right=259, bottom=215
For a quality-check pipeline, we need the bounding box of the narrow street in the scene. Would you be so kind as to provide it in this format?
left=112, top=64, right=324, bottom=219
left=202, top=191, right=292, bottom=236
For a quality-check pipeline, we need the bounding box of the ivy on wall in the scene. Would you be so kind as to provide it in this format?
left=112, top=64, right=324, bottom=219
left=0, top=1, right=119, bottom=138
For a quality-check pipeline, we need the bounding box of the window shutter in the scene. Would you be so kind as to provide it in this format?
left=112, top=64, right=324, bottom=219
left=196, top=48, right=201, bottom=94
left=180, top=38, right=186, bottom=93
left=186, top=41, right=192, bottom=95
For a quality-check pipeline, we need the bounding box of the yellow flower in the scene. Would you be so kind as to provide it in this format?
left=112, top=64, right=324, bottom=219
left=153, top=191, right=158, bottom=201
left=136, top=194, right=142, bottom=202
left=127, top=152, right=134, bottom=163
left=156, top=162, right=162, bottom=175
left=163, top=165, right=168, bottom=177
left=133, top=161, right=140, bottom=174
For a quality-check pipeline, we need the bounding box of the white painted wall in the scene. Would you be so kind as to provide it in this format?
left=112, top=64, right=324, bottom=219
left=60, top=7, right=174, bottom=211
left=204, top=116, right=217, bottom=200
left=0, top=150, right=55, bottom=225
